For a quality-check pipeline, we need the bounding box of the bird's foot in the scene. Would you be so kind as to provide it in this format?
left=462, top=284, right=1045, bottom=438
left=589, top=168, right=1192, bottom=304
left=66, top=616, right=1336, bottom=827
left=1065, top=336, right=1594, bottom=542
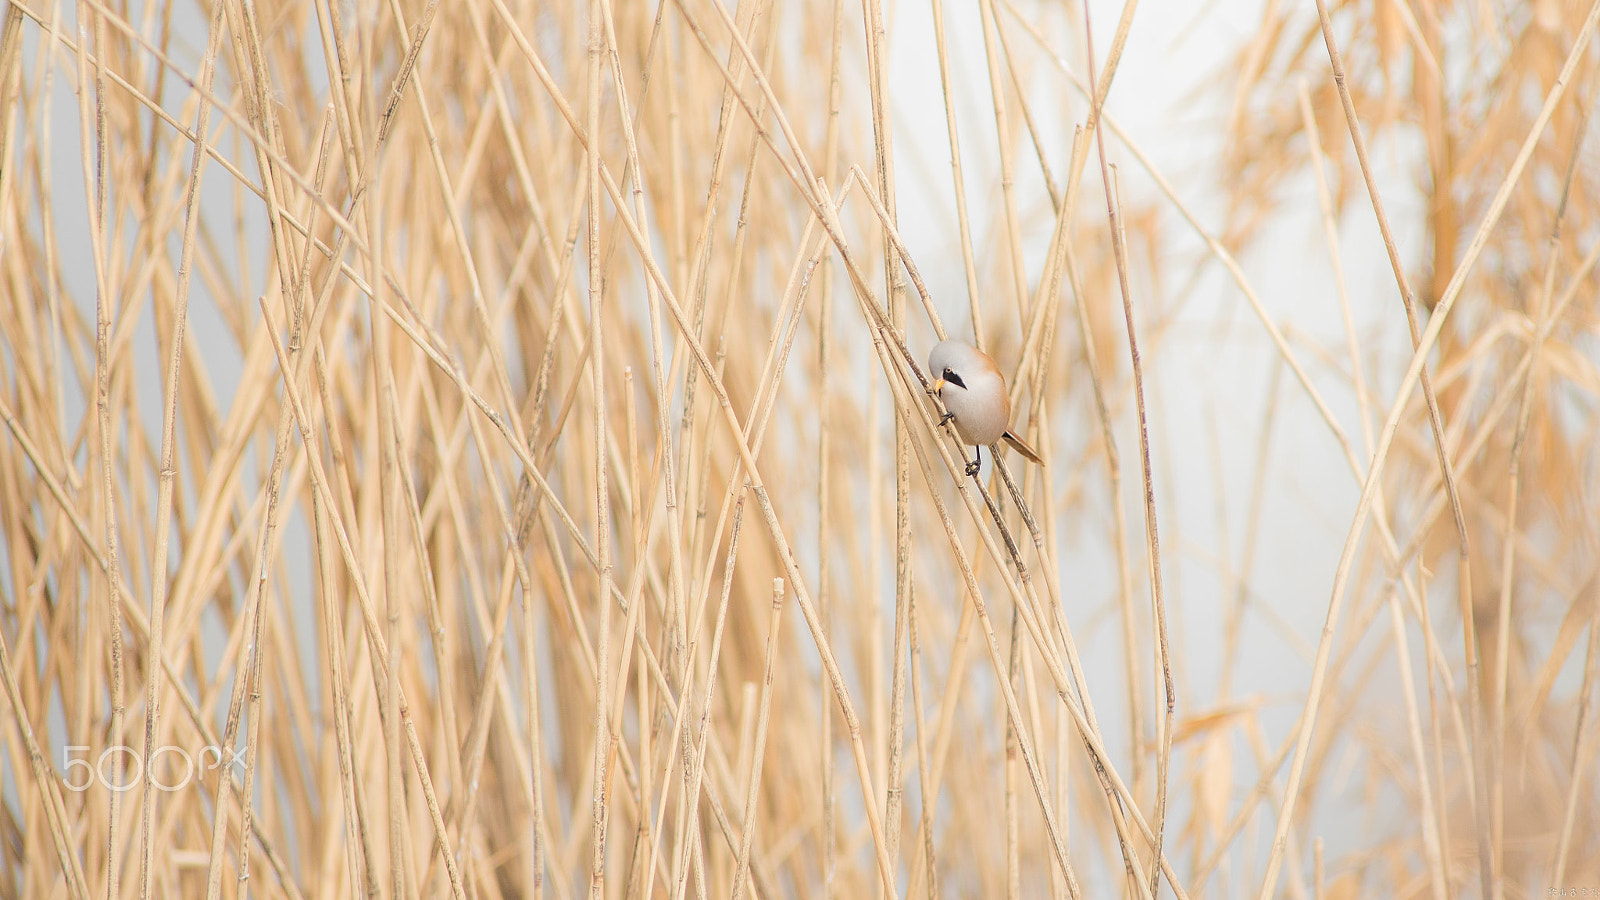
left=965, top=460, right=981, bottom=476
left=939, top=411, right=956, bottom=426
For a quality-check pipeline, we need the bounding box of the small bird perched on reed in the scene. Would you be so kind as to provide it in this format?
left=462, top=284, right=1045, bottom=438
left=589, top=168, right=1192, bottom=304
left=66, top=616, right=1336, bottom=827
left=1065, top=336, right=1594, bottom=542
left=928, top=339, right=1043, bottom=476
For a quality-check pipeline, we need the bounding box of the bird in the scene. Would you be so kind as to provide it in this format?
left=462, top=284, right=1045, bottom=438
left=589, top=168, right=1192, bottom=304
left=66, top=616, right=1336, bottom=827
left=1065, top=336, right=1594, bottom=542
left=927, top=339, right=1044, bottom=476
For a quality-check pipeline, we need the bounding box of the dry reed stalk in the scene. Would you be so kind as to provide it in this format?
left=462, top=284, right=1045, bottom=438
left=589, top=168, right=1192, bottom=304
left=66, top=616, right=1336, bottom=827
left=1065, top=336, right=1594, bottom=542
left=1073, top=0, right=1174, bottom=892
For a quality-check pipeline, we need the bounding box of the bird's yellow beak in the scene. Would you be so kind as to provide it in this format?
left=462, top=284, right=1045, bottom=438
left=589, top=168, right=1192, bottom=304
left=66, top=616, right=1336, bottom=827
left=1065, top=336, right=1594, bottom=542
left=931, top=378, right=945, bottom=395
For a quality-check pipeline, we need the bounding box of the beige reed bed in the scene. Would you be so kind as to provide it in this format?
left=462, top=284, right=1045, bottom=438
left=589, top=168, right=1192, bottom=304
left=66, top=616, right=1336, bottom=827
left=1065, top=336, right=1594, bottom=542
left=1, top=0, right=1598, bottom=896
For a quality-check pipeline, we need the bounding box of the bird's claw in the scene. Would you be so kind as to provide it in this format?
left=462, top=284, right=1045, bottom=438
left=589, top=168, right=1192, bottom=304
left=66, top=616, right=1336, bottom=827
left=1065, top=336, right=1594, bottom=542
left=965, top=460, right=981, bottom=476
left=939, top=411, right=956, bottom=426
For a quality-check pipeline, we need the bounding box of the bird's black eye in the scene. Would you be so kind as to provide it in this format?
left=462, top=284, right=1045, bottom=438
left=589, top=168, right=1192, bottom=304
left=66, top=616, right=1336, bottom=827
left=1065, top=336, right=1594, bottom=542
left=942, top=368, right=966, bottom=390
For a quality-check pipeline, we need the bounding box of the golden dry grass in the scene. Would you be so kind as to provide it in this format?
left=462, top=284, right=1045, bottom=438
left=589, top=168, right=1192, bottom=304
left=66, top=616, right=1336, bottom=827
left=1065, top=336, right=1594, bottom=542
left=0, top=0, right=1597, bottom=897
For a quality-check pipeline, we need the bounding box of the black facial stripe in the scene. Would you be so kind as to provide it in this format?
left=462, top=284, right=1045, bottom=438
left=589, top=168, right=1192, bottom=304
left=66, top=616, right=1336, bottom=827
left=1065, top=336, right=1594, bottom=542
left=943, top=368, right=966, bottom=390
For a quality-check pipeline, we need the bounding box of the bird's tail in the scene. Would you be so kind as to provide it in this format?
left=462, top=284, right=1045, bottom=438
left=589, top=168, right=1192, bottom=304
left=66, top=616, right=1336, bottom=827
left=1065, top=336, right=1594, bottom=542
left=1002, top=430, right=1043, bottom=465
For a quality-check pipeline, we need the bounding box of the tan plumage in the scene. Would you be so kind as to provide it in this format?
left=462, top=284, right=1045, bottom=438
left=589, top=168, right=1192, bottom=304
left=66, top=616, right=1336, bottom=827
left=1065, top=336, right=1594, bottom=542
left=928, top=340, right=1043, bottom=474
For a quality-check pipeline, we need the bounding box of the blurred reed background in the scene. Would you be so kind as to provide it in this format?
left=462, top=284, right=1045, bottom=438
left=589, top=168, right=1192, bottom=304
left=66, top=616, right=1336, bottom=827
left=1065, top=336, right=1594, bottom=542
left=0, top=0, right=1597, bottom=896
